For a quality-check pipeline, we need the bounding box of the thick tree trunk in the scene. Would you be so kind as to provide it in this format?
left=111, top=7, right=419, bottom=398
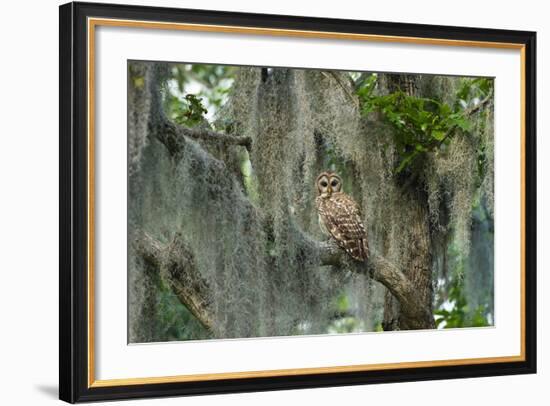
left=381, top=74, right=435, bottom=331
left=382, top=191, right=435, bottom=330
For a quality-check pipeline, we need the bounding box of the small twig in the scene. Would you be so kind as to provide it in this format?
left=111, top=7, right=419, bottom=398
left=464, top=88, right=494, bottom=116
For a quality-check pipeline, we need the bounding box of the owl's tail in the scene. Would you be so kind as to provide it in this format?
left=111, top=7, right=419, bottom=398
left=346, top=238, right=369, bottom=262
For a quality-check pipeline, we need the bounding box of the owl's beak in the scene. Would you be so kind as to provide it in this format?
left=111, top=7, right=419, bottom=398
left=327, top=186, right=332, bottom=195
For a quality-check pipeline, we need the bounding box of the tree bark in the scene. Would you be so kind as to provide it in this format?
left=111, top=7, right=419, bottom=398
left=382, top=194, right=435, bottom=330
left=134, top=231, right=215, bottom=333
left=381, top=74, right=436, bottom=330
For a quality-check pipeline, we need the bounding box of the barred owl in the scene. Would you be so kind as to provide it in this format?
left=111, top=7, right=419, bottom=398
left=315, top=171, right=368, bottom=261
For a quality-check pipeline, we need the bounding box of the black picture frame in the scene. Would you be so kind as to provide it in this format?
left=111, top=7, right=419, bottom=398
left=60, top=1, right=537, bottom=403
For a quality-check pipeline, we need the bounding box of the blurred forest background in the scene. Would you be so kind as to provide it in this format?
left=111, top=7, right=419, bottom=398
left=128, top=61, right=494, bottom=343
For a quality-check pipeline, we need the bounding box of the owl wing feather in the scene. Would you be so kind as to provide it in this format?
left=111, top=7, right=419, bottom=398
left=316, top=193, right=369, bottom=261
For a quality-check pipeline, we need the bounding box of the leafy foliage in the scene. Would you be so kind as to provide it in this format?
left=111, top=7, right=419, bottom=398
left=170, top=64, right=235, bottom=111
left=434, top=277, right=490, bottom=329
left=326, top=293, right=363, bottom=334
left=434, top=198, right=494, bottom=329
left=357, top=75, right=492, bottom=174
left=166, top=93, right=208, bottom=127
left=455, top=77, right=493, bottom=110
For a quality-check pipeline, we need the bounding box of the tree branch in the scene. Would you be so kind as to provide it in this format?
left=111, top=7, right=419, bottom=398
left=157, top=119, right=251, bottom=157
left=321, top=71, right=360, bottom=108
left=321, top=244, right=428, bottom=322
left=465, top=88, right=494, bottom=116
left=177, top=124, right=252, bottom=150
left=135, top=226, right=432, bottom=331
left=133, top=230, right=215, bottom=333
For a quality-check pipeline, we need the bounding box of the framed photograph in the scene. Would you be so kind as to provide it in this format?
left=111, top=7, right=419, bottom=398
left=59, top=1, right=536, bottom=403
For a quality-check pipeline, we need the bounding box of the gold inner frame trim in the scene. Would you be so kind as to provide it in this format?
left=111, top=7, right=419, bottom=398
left=87, top=17, right=527, bottom=388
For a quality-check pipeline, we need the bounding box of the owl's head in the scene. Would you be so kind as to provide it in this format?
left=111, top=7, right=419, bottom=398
left=316, top=171, right=342, bottom=197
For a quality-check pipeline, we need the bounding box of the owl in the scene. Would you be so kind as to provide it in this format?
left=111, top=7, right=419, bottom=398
left=315, top=171, right=368, bottom=262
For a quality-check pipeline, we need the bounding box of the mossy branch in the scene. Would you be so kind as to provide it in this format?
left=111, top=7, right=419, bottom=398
left=157, top=119, right=252, bottom=157
left=321, top=71, right=359, bottom=108
left=133, top=230, right=215, bottom=333
left=136, top=226, right=432, bottom=332
left=302, top=235, right=432, bottom=326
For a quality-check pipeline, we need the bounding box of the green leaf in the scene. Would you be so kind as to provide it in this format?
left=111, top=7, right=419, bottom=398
left=453, top=116, right=472, bottom=132
left=432, top=130, right=446, bottom=141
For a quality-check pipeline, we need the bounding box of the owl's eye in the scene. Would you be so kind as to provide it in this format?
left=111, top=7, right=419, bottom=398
left=320, top=181, right=328, bottom=187
left=331, top=180, right=338, bottom=187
